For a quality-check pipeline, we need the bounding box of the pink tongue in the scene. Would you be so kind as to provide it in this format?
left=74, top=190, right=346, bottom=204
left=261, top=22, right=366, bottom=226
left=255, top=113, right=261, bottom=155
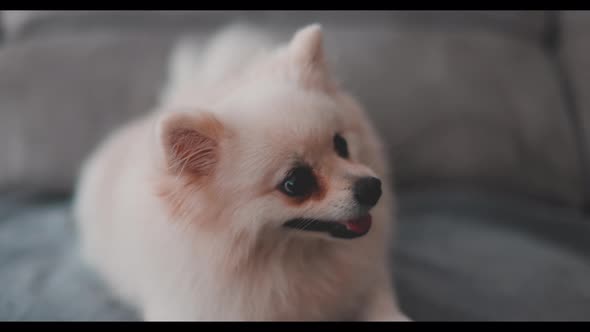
left=345, top=214, right=372, bottom=234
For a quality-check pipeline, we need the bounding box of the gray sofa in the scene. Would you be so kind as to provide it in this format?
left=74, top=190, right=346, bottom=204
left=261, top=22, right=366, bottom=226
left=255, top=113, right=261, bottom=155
left=1, top=10, right=590, bottom=321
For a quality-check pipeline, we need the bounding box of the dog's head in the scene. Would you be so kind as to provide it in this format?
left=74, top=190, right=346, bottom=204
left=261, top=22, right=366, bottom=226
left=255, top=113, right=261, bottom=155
left=155, top=24, right=388, bottom=241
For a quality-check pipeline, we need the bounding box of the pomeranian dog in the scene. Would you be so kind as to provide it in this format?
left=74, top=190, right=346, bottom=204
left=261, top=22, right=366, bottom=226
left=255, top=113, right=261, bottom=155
left=73, top=23, right=409, bottom=321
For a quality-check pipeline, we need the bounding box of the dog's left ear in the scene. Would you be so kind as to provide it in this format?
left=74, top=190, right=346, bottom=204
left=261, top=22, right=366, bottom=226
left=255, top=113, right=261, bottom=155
left=288, top=23, right=326, bottom=69
left=287, top=24, right=333, bottom=90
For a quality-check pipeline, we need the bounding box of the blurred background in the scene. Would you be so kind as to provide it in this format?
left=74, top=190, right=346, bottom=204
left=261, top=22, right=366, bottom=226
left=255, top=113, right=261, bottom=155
left=1, top=10, right=590, bottom=321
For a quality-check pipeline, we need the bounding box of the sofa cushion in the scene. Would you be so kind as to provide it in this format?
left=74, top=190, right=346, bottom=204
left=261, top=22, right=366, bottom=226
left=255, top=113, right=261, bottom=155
left=0, top=11, right=581, bottom=207
left=395, top=189, right=590, bottom=321
left=0, top=31, right=176, bottom=192
left=560, top=11, right=590, bottom=173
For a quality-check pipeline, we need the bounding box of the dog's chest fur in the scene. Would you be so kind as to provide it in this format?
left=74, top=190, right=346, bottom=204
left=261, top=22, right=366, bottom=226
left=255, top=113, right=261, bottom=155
left=143, top=228, right=382, bottom=321
left=191, top=241, right=377, bottom=320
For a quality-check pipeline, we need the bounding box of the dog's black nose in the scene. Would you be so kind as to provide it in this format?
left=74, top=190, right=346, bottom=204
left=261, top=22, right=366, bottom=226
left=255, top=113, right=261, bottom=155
left=353, top=177, right=382, bottom=208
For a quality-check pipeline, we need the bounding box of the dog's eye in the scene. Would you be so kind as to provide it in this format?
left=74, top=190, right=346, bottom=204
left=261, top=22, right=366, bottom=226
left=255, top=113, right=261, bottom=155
left=280, top=166, right=316, bottom=197
left=333, top=133, right=349, bottom=159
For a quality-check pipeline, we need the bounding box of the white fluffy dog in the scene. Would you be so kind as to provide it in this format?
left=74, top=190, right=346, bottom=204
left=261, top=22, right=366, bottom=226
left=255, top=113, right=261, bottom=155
left=73, top=23, right=409, bottom=321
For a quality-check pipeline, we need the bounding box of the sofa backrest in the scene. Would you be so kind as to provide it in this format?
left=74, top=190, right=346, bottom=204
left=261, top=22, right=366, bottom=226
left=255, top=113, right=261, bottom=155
left=0, top=10, right=583, bottom=208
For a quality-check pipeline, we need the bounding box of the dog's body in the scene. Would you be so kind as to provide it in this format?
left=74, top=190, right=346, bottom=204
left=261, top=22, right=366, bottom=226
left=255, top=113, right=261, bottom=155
left=73, top=24, right=408, bottom=321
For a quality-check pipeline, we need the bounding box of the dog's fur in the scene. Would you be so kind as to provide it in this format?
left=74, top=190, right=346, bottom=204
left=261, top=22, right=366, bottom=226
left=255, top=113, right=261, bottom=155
left=73, top=24, right=409, bottom=321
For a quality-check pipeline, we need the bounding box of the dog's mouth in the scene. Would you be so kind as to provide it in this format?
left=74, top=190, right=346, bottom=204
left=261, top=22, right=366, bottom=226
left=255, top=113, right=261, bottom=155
left=282, top=214, right=372, bottom=239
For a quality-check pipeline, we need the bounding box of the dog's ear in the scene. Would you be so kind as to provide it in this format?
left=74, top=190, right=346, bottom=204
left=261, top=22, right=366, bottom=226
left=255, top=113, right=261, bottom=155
left=288, top=23, right=325, bottom=69
left=287, top=24, right=334, bottom=91
left=156, top=110, right=224, bottom=177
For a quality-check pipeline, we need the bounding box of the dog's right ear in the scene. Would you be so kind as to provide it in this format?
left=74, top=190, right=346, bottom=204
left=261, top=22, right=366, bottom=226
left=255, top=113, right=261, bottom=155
left=286, top=24, right=335, bottom=92
left=155, top=111, right=225, bottom=177
left=288, top=23, right=325, bottom=70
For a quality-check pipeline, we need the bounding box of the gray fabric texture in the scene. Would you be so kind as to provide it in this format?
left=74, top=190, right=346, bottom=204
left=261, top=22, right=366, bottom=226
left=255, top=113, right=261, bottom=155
left=395, top=189, right=590, bottom=321
left=0, top=11, right=550, bottom=43
left=561, top=11, right=590, bottom=157
left=0, top=11, right=582, bottom=206
left=0, top=193, right=137, bottom=320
